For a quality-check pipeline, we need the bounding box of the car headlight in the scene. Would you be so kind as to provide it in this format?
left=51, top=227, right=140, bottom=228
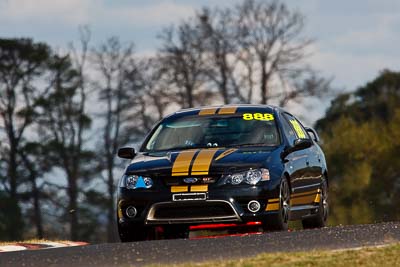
left=121, top=174, right=153, bottom=189
left=223, top=168, right=270, bottom=185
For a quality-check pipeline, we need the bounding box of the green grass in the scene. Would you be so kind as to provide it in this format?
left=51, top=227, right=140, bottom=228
left=147, top=243, right=400, bottom=267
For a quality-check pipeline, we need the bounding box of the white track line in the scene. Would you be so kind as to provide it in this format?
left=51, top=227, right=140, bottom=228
left=0, top=241, right=88, bottom=252
left=0, top=245, right=27, bottom=252
left=38, top=242, right=69, bottom=248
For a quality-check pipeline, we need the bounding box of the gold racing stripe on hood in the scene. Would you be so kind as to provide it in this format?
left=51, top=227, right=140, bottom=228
left=218, top=106, right=237, bottom=114
left=214, top=148, right=238, bottom=161
left=199, top=107, right=218, bottom=115
left=191, top=148, right=219, bottom=175
left=172, top=150, right=198, bottom=176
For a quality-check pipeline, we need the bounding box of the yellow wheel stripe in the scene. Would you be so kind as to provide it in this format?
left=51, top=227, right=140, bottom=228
left=266, top=203, right=279, bottom=211
left=291, top=189, right=318, bottom=198
left=117, top=200, right=123, bottom=219
left=314, top=192, right=321, bottom=203
left=290, top=194, right=318, bottom=205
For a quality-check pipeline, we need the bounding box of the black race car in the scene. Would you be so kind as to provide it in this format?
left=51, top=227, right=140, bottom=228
left=117, top=105, right=328, bottom=241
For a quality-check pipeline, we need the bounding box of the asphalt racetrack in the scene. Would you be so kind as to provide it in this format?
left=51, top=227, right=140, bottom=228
left=1, top=222, right=400, bottom=267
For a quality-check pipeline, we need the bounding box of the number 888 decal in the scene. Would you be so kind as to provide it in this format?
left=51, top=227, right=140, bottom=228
left=242, top=113, right=274, bottom=121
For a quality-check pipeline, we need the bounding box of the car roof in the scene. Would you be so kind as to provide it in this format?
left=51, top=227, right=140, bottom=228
left=165, top=104, right=284, bottom=119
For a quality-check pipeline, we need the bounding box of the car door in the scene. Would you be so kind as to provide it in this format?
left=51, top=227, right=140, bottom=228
left=281, top=113, right=314, bottom=192
left=305, top=127, right=324, bottom=185
left=279, top=113, right=308, bottom=192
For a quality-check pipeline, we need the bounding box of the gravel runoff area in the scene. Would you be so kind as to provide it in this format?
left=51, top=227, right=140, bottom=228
left=0, top=222, right=399, bottom=267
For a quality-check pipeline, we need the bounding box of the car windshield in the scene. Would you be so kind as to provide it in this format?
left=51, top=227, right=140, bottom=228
left=143, top=114, right=280, bottom=152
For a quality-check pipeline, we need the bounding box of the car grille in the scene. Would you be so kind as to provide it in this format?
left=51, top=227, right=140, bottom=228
left=164, top=176, right=218, bottom=186
left=146, top=201, right=240, bottom=223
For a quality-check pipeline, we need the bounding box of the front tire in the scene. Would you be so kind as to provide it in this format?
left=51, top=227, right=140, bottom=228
left=163, top=225, right=189, bottom=239
left=118, top=222, right=155, bottom=242
left=263, top=177, right=290, bottom=231
left=302, top=178, right=328, bottom=229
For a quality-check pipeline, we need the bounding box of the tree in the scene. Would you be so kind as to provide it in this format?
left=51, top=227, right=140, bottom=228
left=198, top=8, right=247, bottom=104
left=158, top=19, right=212, bottom=108
left=92, top=37, right=144, bottom=241
left=236, top=0, right=326, bottom=105
left=18, top=142, right=47, bottom=239
left=158, top=0, right=330, bottom=107
left=316, top=69, right=400, bottom=132
left=317, top=70, right=400, bottom=225
left=0, top=191, right=23, bottom=240
left=36, top=53, right=93, bottom=241
left=0, top=38, right=51, bottom=240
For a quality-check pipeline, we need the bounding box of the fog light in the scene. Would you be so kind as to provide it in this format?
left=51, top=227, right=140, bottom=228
left=126, top=206, right=137, bottom=218
left=247, top=200, right=261, bottom=213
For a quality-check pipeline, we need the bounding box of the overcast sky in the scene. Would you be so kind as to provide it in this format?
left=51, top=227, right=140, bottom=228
left=1, top=0, right=399, bottom=120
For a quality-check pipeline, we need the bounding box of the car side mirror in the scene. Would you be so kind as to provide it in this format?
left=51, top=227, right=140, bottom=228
left=305, top=127, right=320, bottom=143
left=281, top=138, right=312, bottom=160
left=293, top=138, right=312, bottom=151
left=118, top=147, right=136, bottom=159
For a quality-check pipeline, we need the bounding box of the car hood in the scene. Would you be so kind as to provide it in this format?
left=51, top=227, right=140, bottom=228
left=125, top=147, right=280, bottom=177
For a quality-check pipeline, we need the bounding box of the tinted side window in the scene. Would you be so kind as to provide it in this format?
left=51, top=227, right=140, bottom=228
left=283, top=113, right=310, bottom=140
left=280, top=114, right=297, bottom=145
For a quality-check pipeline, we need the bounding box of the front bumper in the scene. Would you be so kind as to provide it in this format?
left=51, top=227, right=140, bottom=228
left=117, top=179, right=281, bottom=226
left=146, top=200, right=240, bottom=224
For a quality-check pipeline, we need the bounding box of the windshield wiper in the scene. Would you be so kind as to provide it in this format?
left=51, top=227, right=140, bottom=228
left=149, top=144, right=218, bottom=152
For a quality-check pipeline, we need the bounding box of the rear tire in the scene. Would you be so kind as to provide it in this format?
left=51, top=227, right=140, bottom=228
left=263, top=177, right=290, bottom=231
left=302, top=178, right=328, bottom=229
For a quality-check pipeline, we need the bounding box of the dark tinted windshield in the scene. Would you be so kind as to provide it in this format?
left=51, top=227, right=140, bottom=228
left=144, top=114, right=280, bottom=152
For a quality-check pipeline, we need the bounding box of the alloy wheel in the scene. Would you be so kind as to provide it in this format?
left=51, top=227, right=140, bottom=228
left=280, top=179, right=290, bottom=223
